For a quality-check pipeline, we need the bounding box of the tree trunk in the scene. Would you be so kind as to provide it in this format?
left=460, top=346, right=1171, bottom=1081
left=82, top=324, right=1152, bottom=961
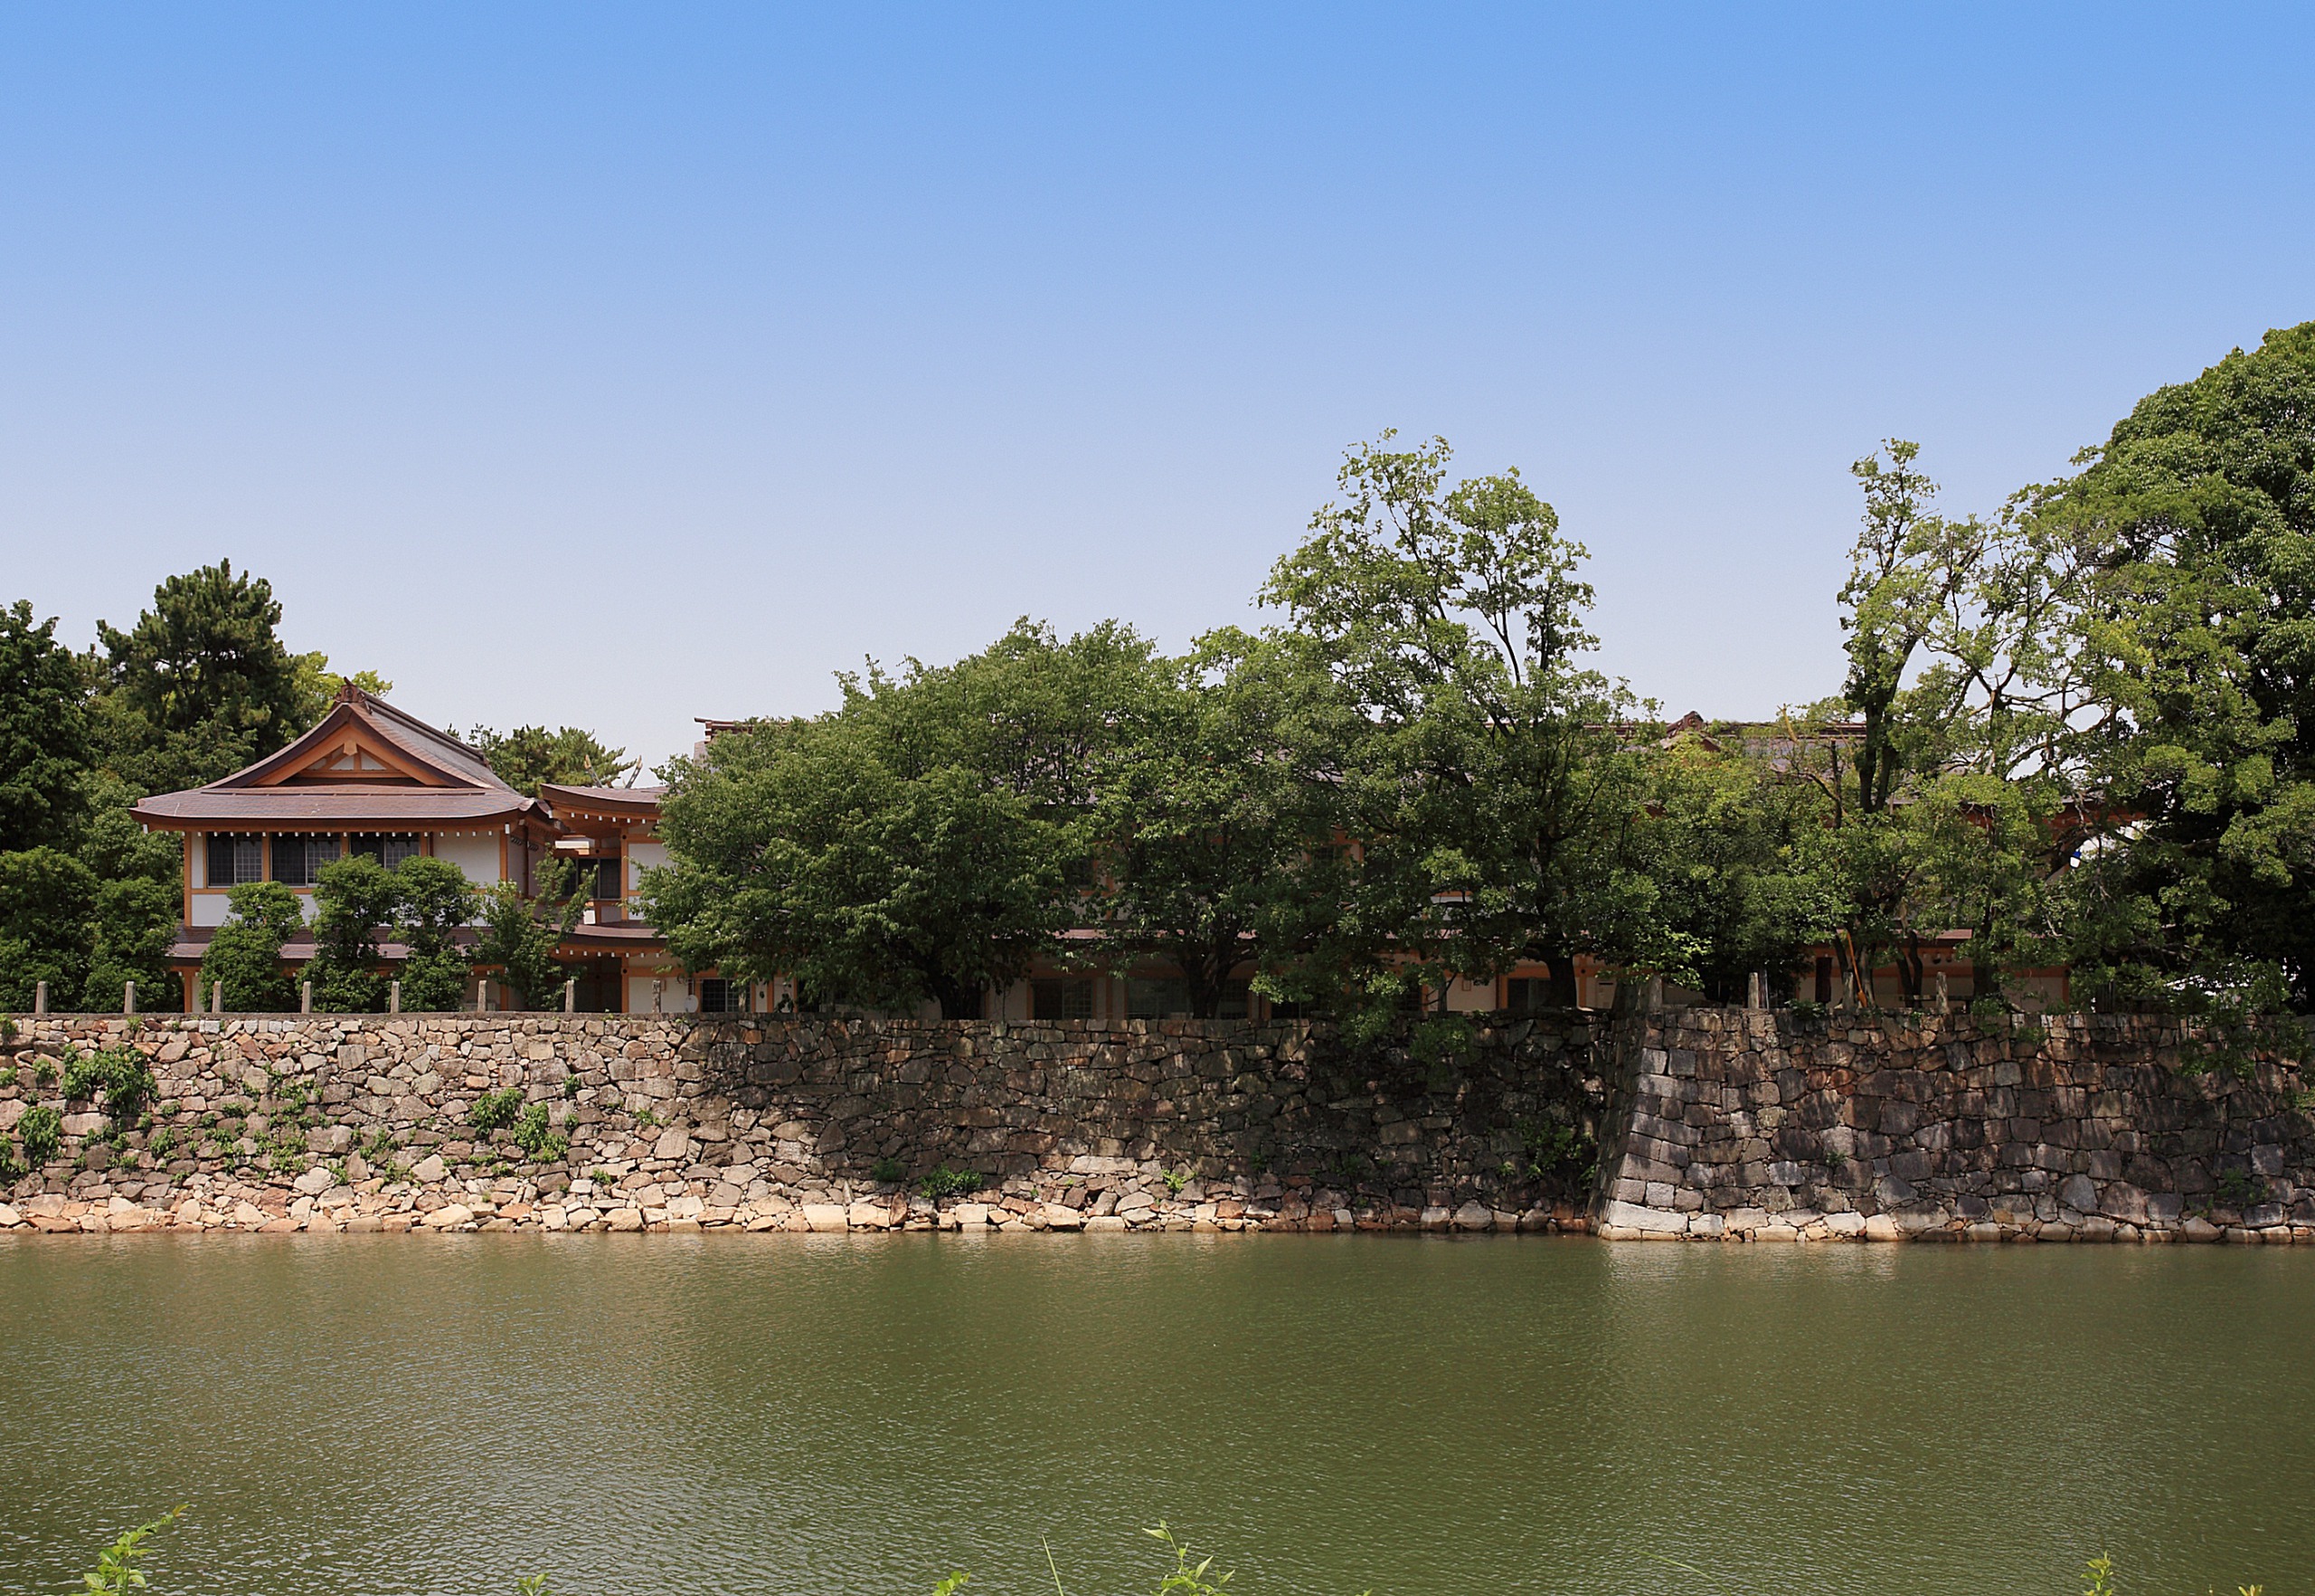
left=929, top=977, right=985, bottom=1021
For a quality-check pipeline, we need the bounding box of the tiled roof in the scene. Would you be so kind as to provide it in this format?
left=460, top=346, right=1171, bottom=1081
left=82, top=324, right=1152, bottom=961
left=137, top=789, right=532, bottom=826
left=134, top=687, right=537, bottom=828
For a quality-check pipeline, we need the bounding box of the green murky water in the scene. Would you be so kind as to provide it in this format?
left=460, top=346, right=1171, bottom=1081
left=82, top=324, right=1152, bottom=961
left=1, top=1233, right=2308, bottom=1594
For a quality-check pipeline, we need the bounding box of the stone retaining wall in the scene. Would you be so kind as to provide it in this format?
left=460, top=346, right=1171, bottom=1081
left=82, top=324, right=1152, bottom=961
left=7, top=1008, right=2309, bottom=1243
left=0, top=1012, right=1604, bottom=1236
left=1596, top=1008, right=2315, bottom=1242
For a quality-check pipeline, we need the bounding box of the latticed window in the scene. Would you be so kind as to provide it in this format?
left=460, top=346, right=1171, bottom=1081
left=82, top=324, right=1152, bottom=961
left=1032, top=977, right=1095, bottom=1021
left=351, top=833, right=421, bottom=868
left=698, top=977, right=746, bottom=1014
left=204, top=834, right=264, bottom=886
left=1126, top=977, right=1191, bottom=1019
left=269, top=834, right=342, bottom=886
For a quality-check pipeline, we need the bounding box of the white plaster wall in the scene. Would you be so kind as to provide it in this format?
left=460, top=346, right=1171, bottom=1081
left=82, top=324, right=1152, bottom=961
left=626, top=974, right=698, bottom=1015
left=626, top=840, right=669, bottom=895
left=190, top=895, right=231, bottom=928
left=1444, top=977, right=1496, bottom=1013
left=431, top=834, right=503, bottom=887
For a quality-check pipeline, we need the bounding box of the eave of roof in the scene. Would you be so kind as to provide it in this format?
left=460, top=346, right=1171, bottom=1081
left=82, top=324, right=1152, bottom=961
left=134, top=789, right=536, bottom=828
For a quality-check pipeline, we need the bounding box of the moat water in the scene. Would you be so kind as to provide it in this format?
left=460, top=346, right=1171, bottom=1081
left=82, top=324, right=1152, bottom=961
left=2, top=1234, right=2308, bottom=1595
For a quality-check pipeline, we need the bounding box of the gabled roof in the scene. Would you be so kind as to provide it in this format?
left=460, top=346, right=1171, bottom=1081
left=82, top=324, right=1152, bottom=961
left=134, top=685, right=540, bottom=830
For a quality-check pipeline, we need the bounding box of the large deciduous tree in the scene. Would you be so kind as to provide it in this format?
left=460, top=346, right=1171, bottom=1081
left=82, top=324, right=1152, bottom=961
left=1092, top=629, right=1355, bottom=1017
left=1259, top=433, right=1658, bottom=1016
left=647, top=621, right=1154, bottom=1018
left=0, top=600, right=93, bottom=853
left=2050, top=320, right=2315, bottom=1011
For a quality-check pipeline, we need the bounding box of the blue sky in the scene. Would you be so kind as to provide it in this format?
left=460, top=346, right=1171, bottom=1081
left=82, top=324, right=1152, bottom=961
left=5, top=5, right=2310, bottom=768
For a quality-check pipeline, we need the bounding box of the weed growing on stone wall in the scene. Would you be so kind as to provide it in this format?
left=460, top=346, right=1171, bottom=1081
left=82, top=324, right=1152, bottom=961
left=512, top=1102, right=567, bottom=1163
left=635, top=1106, right=660, bottom=1129
left=1162, top=1166, right=1191, bottom=1194
left=17, top=1104, right=61, bottom=1168
left=920, top=1165, right=984, bottom=1199
left=266, top=1128, right=307, bottom=1175
left=2213, top=1168, right=2269, bottom=1211
left=147, top=1126, right=176, bottom=1159
left=468, top=1088, right=524, bottom=1135
left=60, top=1044, right=156, bottom=1129
left=562, top=1075, right=581, bottom=1099
left=869, top=1156, right=906, bottom=1184
left=0, top=1015, right=14, bottom=1044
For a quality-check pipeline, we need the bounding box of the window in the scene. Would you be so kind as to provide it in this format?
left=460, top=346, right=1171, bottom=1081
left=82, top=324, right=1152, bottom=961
left=204, top=834, right=264, bottom=887
left=1216, top=980, right=1252, bottom=1020
left=698, top=977, right=747, bottom=1014
left=269, top=834, right=342, bottom=886
left=351, top=833, right=421, bottom=868
left=1032, top=977, right=1094, bottom=1021
left=1505, top=977, right=1545, bottom=1014
left=591, top=858, right=624, bottom=901
left=1126, top=977, right=1191, bottom=1020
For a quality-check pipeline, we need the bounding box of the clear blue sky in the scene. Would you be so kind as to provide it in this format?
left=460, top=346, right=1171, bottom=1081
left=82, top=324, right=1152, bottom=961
left=5, top=5, right=2310, bottom=768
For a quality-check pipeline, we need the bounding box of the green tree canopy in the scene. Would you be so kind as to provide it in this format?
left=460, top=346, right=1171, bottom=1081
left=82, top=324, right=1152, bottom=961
left=474, top=856, right=587, bottom=1009
left=393, top=855, right=480, bottom=1011
left=2049, top=320, right=2315, bottom=1009
left=91, top=560, right=308, bottom=793
left=468, top=724, right=637, bottom=797
left=1091, top=628, right=1355, bottom=1016
left=199, top=881, right=304, bottom=1013
left=1259, top=432, right=1658, bottom=1013
left=647, top=622, right=1155, bottom=1018
left=0, top=600, right=93, bottom=853
left=0, top=847, right=99, bottom=1010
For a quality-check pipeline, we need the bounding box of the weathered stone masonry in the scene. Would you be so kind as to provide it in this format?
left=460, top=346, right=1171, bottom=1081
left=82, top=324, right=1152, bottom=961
left=1596, top=1007, right=2315, bottom=1242
left=3, top=1008, right=2309, bottom=1242
left=0, top=1013, right=1606, bottom=1236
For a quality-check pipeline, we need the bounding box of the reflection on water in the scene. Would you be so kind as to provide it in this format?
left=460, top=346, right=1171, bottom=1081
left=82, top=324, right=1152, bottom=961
left=2, top=1233, right=2308, bottom=1594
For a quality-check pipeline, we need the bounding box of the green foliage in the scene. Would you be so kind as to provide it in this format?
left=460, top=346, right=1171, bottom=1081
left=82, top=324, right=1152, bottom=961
left=473, top=856, right=586, bottom=1009
left=17, top=1103, right=62, bottom=1166
left=918, top=1165, right=983, bottom=1199
left=512, top=1100, right=567, bottom=1162
left=2048, top=323, right=2315, bottom=1010
left=0, top=598, right=93, bottom=853
left=1094, top=629, right=1354, bottom=1016
left=76, top=1506, right=184, bottom=1595
left=0, top=845, right=98, bottom=1010
left=468, top=724, right=637, bottom=798
left=2213, top=1167, right=2269, bottom=1211
left=199, top=881, right=303, bottom=1012
left=288, top=656, right=391, bottom=727
left=61, top=1044, right=156, bottom=1127
left=650, top=622, right=1145, bottom=1018
left=869, top=1156, right=906, bottom=1184
left=1257, top=432, right=1664, bottom=1017
left=90, top=560, right=307, bottom=792
left=392, top=856, right=480, bottom=1011
left=308, top=853, right=400, bottom=1012
left=468, top=1087, right=524, bottom=1135
left=1161, top=1166, right=1190, bottom=1194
